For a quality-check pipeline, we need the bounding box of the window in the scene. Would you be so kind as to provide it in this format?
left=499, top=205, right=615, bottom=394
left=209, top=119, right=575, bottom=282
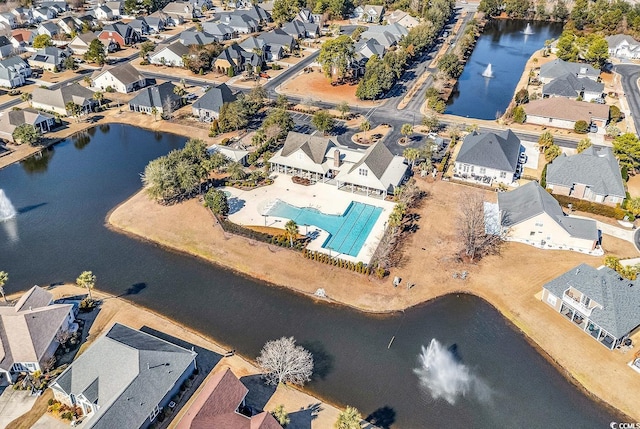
left=500, top=171, right=507, bottom=178
left=535, top=222, right=543, bottom=227
left=530, top=231, right=535, bottom=236
left=547, top=294, right=557, bottom=306
left=479, top=167, right=486, bottom=175
left=359, top=168, right=368, bottom=176
left=150, top=405, right=161, bottom=422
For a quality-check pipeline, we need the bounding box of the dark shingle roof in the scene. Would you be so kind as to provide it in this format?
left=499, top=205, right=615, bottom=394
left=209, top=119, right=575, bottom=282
left=180, top=30, right=217, bottom=45
left=349, top=140, right=394, bottom=179
left=52, top=323, right=197, bottom=429
left=543, top=73, right=604, bottom=98
left=547, top=146, right=626, bottom=199
left=544, top=264, right=640, bottom=338
left=128, top=81, right=180, bottom=108
left=281, top=131, right=335, bottom=164
left=456, top=129, right=520, bottom=172
left=498, top=181, right=598, bottom=240
left=192, top=83, right=236, bottom=113
left=540, top=59, right=600, bottom=81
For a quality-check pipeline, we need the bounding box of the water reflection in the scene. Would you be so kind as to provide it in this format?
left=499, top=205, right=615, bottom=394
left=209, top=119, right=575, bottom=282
left=73, top=131, right=91, bottom=150
left=20, top=148, right=54, bottom=174
left=1, top=217, right=18, bottom=243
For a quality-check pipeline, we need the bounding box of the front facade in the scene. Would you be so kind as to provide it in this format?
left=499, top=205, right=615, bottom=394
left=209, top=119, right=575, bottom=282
left=453, top=129, right=521, bottom=185
left=149, top=41, right=190, bottom=67
left=495, top=181, right=600, bottom=254
left=0, top=286, right=75, bottom=384
left=31, top=83, right=98, bottom=116
left=91, top=63, right=146, bottom=93
left=50, top=323, right=197, bottom=428
left=128, top=82, right=181, bottom=114
left=542, top=264, right=640, bottom=350
left=524, top=98, right=610, bottom=130
left=270, top=131, right=408, bottom=197
left=192, top=83, right=236, bottom=120
left=0, top=56, right=31, bottom=88
left=546, top=146, right=626, bottom=206
left=606, top=34, right=640, bottom=59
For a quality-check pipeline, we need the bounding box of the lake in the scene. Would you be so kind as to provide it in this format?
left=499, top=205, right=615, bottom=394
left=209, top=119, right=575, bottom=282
left=0, top=125, right=617, bottom=427
left=446, top=20, right=563, bottom=120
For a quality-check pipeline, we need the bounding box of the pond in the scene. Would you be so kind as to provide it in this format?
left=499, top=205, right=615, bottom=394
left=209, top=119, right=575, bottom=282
left=446, top=20, right=563, bottom=120
left=0, top=125, right=617, bottom=428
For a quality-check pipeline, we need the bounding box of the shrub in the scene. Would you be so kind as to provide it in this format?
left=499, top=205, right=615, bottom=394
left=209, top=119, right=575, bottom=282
left=610, top=105, right=622, bottom=123
left=79, top=298, right=97, bottom=312
left=574, top=120, right=589, bottom=133
left=48, top=398, right=55, bottom=406
left=512, top=106, right=526, bottom=123
left=540, top=163, right=548, bottom=188
left=105, top=86, right=115, bottom=93
left=221, top=138, right=230, bottom=145
left=622, top=166, right=629, bottom=182
left=553, top=194, right=627, bottom=219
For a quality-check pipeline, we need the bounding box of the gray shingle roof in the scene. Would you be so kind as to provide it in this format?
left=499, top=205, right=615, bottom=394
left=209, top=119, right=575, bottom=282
left=547, top=146, right=626, bottom=199
left=258, top=29, right=294, bottom=50
left=155, top=41, right=189, bottom=57
left=281, top=132, right=335, bottom=164
left=15, top=285, right=52, bottom=311
left=180, top=30, right=218, bottom=45
left=32, top=83, right=95, bottom=110
left=540, top=59, right=600, bottom=81
left=498, top=181, right=598, bottom=240
left=52, top=323, right=197, bottom=429
left=91, top=63, right=145, bottom=86
left=128, top=81, right=180, bottom=108
left=544, top=263, right=640, bottom=338
left=348, top=140, right=394, bottom=179
left=456, top=129, right=520, bottom=172
left=192, top=83, right=236, bottom=113
left=542, top=73, right=604, bottom=98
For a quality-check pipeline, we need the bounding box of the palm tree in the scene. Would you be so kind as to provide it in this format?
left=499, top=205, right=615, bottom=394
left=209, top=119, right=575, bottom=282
left=151, top=106, right=158, bottom=121
left=76, top=271, right=96, bottom=300
left=93, top=91, right=103, bottom=107
left=360, top=120, right=371, bottom=140
left=271, top=405, right=290, bottom=428
left=285, top=220, right=298, bottom=247
left=403, top=147, right=420, bottom=168
left=226, top=161, right=246, bottom=181
left=21, top=92, right=32, bottom=105
left=0, top=271, right=8, bottom=303
left=401, top=123, right=413, bottom=143
left=335, top=406, right=362, bottom=429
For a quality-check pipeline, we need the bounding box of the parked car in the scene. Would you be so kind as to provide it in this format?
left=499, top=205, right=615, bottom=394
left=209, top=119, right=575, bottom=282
left=594, top=98, right=606, bottom=104
left=589, top=124, right=598, bottom=133
left=259, top=72, right=270, bottom=79
left=186, top=93, right=197, bottom=100
left=519, top=153, right=527, bottom=164
left=201, top=85, right=210, bottom=92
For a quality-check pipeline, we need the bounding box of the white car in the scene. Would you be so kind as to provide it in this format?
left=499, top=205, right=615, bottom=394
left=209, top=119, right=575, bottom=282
left=186, top=93, right=198, bottom=101
left=519, top=153, right=527, bottom=164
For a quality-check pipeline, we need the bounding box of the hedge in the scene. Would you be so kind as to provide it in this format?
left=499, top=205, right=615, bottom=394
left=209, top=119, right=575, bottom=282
left=551, top=194, right=628, bottom=219
left=302, top=249, right=371, bottom=275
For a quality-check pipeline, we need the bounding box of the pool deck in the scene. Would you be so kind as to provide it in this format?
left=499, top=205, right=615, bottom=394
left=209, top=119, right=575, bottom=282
left=224, top=175, right=395, bottom=264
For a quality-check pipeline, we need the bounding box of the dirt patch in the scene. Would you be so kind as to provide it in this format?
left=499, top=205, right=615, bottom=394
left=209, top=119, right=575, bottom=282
left=279, top=68, right=381, bottom=108
left=627, top=174, right=640, bottom=198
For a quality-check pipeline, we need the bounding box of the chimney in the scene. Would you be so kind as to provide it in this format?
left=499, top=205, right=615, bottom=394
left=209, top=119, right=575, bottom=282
left=333, top=149, right=340, bottom=167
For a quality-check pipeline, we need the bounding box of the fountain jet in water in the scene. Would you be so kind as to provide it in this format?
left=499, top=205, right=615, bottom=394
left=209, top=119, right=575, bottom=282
left=0, top=189, right=16, bottom=221
left=482, top=63, right=493, bottom=78
left=414, top=339, right=491, bottom=405
left=523, top=23, right=534, bottom=35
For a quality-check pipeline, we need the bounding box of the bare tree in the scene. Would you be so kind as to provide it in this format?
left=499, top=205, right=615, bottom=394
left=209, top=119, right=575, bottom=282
left=42, top=356, right=56, bottom=373
left=257, top=337, right=314, bottom=386
left=55, top=329, right=72, bottom=347
left=457, top=192, right=502, bottom=261
left=163, top=96, right=174, bottom=120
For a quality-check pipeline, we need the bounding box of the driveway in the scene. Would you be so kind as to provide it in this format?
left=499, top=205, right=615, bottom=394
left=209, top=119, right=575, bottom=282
left=520, top=141, right=540, bottom=169
left=0, top=387, right=38, bottom=427
left=31, top=412, right=70, bottom=429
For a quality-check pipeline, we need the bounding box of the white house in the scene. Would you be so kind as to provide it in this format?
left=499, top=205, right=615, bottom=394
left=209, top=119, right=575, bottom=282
left=453, top=129, right=522, bottom=185
left=0, top=56, right=31, bottom=88
left=148, top=41, right=190, bottom=67
left=0, top=12, right=17, bottom=29
left=489, top=181, right=601, bottom=254
left=0, top=108, right=56, bottom=142
left=31, top=83, right=98, bottom=116
left=91, top=63, right=146, bottom=93
left=270, top=131, right=408, bottom=197
left=606, top=34, right=640, bottom=60
left=94, top=4, right=113, bottom=20
left=0, top=286, right=75, bottom=384
left=32, top=6, right=57, bottom=22
left=0, top=36, right=15, bottom=59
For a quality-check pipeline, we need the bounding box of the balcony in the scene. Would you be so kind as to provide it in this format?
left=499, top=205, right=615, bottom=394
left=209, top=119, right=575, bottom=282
left=562, top=291, right=593, bottom=317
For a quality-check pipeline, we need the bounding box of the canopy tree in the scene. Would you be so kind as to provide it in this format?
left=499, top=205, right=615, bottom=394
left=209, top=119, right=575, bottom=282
left=84, top=39, right=107, bottom=65
left=257, top=337, right=314, bottom=386
left=318, top=35, right=355, bottom=81
left=76, top=271, right=96, bottom=300
left=12, top=124, right=41, bottom=146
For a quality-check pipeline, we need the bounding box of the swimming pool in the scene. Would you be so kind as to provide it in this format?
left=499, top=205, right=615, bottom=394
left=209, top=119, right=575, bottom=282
left=267, top=200, right=383, bottom=257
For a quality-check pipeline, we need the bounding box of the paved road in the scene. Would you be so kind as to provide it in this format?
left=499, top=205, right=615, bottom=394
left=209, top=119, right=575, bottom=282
left=614, top=64, right=640, bottom=129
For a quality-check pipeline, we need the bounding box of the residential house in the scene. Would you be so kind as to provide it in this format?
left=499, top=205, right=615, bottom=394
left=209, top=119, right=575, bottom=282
left=359, top=23, right=408, bottom=48
left=57, top=16, right=82, bottom=35
left=241, top=5, right=271, bottom=24
left=31, top=83, right=98, bottom=115
left=201, top=21, right=237, bottom=41
left=0, top=286, right=75, bottom=384
left=0, top=36, right=15, bottom=59
left=354, top=4, right=385, bottom=23
left=192, top=83, right=236, bottom=121
left=128, top=17, right=150, bottom=38
left=214, top=44, right=262, bottom=75
left=180, top=30, right=218, bottom=46
left=77, top=13, right=99, bottom=29
left=270, top=131, right=408, bottom=197
left=542, top=72, right=604, bottom=102
left=94, top=4, right=113, bottom=20
left=29, top=46, right=71, bottom=71
left=163, top=1, right=200, bottom=22
left=538, top=59, right=600, bottom=84
left=492, top=181, right=600, bottom=253
left=0, top=108, right=56, bottom=142
left=542, top=263, right=640, bottom=349
left=98, top=21, right=139, bottom=47
left=11, top=29, right=36, bottom=52
left=70, top=32, right=118, bottom=54
left=296, top=8, right=323, bottom=27
left=50, top=323, right=197, bottom=427
left=32, top=6, right=57, bottom=22
left=353, top=39, right=385, bottom=76
left=238, top=36, right=268, bottom=60
left=104, top=1, right=123, bottom=18
left=149, top=41, right=190, bottom=67
left=0, top=12, right=17, bottom=29
left=37, top=21, right=60, bottom=37
left=546, top=146, right=626, bottom=206
left=606, top=34, right=640, bottom=60
left=453, top=129, right=521, bottom=185
left=386, top=10, right=419, bottom=28
left=128, top=81, right=182, bottom=115
left=206, top=144, right=249, bottom=165
left=11, top=7, right=35, bottom=26
left=0, top=56, right=31, bottom=88
left=39, top=1, right=68, bottom=14
left=224, top=13, right=260, bottom=34
left=282, top=20, right=320, bottom=39
left=144, top=15, right=166, bottom=33
left=174, top=368, right=282, bottom=429
left=91, top=62, right=146, bottom=93
left=523, top=98, right=610, bottom=130
left=258, top=29, right=295, bottom=53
